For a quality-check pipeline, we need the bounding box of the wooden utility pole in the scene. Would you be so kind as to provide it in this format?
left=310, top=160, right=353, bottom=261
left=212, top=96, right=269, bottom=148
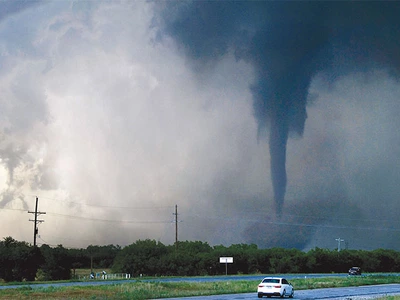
left=28, top=197, right=46, bottom=247
left=173, top=204, right=178, bottom=252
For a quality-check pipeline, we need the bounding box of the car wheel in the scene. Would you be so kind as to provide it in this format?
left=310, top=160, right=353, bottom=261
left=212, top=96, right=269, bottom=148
left=280, top=289, right=286, bottom=298
left=289, top=289, right=294, bottom=298
left=258, top=293, right=263, bottom=298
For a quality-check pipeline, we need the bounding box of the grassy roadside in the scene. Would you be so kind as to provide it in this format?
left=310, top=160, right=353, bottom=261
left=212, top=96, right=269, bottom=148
left=0, top=275, right=399, bottom=299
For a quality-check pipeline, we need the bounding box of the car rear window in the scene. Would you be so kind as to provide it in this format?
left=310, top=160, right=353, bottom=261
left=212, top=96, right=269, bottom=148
left=262, top=279, right=280, bottom=283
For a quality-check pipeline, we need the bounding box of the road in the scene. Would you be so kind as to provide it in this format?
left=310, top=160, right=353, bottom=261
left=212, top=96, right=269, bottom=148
left=157, top=284, right=400, bottom=300
left=0, top=274, right=399, bottom=299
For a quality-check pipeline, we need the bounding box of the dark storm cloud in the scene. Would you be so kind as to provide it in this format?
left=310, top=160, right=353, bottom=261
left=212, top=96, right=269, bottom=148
left=0, top=0, right=42, bottom=24
left=156, top=1, right=400, bottom=215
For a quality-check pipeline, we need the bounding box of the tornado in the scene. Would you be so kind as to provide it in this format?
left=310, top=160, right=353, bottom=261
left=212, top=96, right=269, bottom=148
left=156, top=1, right=400, bottom=215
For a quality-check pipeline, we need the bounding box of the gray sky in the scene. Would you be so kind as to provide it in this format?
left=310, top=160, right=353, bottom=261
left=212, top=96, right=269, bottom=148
left=0, top=1, right=399, bottom=250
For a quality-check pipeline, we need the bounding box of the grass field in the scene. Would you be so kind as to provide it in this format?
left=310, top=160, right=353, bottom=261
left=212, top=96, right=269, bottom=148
left=0, top=274, right=399, bottom=299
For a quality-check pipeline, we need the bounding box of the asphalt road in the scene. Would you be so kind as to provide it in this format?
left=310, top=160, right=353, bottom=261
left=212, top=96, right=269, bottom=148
left=157, top=284, right=400, bottom=300
left=1, top=273, right=399, bottom=300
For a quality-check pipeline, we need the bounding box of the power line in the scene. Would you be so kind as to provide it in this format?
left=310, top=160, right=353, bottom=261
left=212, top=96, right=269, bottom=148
left=244, top=210, right=400, bottom=226
left=0, top=207, right=27, bottom=212
left=0, top=203, right=395, bottom=233
left=185, top=213, right=400, bottom=232
left=31, top=195, right=174, bottom=210
left=0, top=208, right=172, bottom=224
left=1, top=201, right=175, bottom=225
left=46, top=211, right=172, bottom=224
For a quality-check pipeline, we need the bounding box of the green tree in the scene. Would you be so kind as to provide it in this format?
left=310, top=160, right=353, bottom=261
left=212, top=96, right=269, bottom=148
left=86, top=244, right=121, bottom=269
left=40, top=244, right=72, bottom=280
left=173, top=241, right=213, bottom=275
left=112, top=239, right=167, bottom=276
left=370, top=249, right=399, bottom=272
left=0, top=237, right=43, bottom=282
left=306, top=247, right=336, bottom=273
left=225, top=244, right=258, bottom=274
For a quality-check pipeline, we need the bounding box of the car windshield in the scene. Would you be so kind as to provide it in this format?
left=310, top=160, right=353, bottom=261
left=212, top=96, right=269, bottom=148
left=262, top=279, right=280, bottom=283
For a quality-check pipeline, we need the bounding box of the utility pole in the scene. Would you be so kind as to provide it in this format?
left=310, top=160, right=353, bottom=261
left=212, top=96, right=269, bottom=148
left=173, top=204, right=178, bottom=251
left=28, top=197, right=46, bottom=247
left=335, top=238, right=344, bottom=252
left=172, top=204, right=183, bottom=254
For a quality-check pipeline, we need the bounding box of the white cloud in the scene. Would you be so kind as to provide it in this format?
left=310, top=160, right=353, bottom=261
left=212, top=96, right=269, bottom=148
left=0, top=1, right=263, bottom=247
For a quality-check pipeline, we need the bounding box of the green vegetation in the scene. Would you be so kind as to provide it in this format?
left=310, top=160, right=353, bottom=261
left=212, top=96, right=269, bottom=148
left=1, top=236, right=400, bottom=282
left=0, top=275, right=399, bottom=299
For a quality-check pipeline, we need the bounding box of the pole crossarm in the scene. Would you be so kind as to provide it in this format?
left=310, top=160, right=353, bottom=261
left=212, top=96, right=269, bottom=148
left=335, top=238, right=345, bottom=252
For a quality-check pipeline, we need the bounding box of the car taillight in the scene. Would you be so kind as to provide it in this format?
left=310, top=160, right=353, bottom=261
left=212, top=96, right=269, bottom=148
left=274, top=285, right=281, bottom=288
left=258, top=285, right=264, bottom=287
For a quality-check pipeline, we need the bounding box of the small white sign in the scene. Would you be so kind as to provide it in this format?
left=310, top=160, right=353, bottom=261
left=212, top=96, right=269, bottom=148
left=219, top=257, right=233, bottom=263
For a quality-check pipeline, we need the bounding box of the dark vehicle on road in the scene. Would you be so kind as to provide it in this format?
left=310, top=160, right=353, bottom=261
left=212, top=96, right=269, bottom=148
left=349, top=267, right=362, bottom=275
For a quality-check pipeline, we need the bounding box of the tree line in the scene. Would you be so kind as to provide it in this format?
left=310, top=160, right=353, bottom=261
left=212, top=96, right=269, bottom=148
left=1, top=236, right=400, bottom=282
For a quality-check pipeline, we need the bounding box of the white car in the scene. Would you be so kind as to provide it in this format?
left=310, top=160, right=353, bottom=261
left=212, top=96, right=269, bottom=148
left=257, top=277, right=294, bottom=298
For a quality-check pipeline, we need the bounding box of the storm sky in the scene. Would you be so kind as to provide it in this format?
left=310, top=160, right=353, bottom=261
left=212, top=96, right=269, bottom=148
left=1, top=1, right=400, bottom=250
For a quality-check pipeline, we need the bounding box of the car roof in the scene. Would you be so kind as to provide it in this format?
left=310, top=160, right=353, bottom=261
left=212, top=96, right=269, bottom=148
left=262, top=277, right=285, bottom=280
